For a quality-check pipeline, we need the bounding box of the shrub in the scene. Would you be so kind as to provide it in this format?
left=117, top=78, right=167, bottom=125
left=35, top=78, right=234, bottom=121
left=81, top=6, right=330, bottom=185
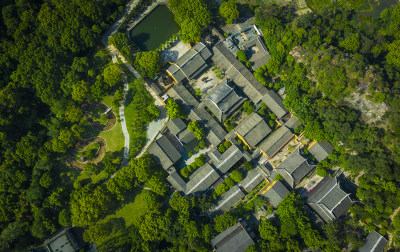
left=260, top=103, right=267, bottom=110
left=316, top=167, right=327, bottom=177
left=269, top=113, right=277, bottom=120
left=237, top=139, right=242, bottom=144
left=225, top=177, right=235, bottom=187
left=188, top=151, right=193, bottom=157
left=195, top=155, right=205, bottom=167
left=244, top=161, right=253, bottom=171
left=194, top=146, right=200, bottom=152
left=181, top=167, right=189, bottom=178
left=199, top=141, right=206, bottom=149
left=218, top=144, right=226, bottom=153
left=224, top=32, right=229, bottom=37
left=230, top=170, right=243, bottom=183
left=191, top=163, right=198, bottom=170
left=226, top=124, right=235, bottom=132
left=269, top=120, right=274, bottom=128
left=214, top=183, right=229, bottom=197
left=273, top=82, right=282, bottom=90
left=187, top=165, right=195, bottom=173
left=195, top=88, right=201, bottom=97
left=303, top=148, right=310, bottom=155
left=236, top=50, right=247, bottom=63
left=294, top=125, right=304, bottom=134
left=223, top=141, right=231, bottom=149
left=243, top=145, right=248, bottom=151
left=275, top=174, right=284, bottom=181
left=243, top=101, right=254, bottom=115
left=258, top=109, right=265, bottom=116
left=246, top=61, right=252, bottom=68
left=267, top=207, right=274, bottom=214
left=85, top=163, right=102, bottom=175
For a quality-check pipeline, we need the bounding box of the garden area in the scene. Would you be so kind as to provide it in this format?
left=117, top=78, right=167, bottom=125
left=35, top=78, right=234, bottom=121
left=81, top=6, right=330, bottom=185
left=257, top=102, right=277, bottom=129
left=223, top=101, right=255, bottom=131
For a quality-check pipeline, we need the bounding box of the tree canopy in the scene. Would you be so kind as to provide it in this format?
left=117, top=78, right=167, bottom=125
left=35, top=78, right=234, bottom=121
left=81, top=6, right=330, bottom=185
left=168, top=0, right=211, bottom=42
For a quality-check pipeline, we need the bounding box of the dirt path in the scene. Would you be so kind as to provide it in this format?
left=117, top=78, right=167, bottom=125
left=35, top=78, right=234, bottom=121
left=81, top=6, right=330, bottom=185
left=67, top=137, right=107, bottom=170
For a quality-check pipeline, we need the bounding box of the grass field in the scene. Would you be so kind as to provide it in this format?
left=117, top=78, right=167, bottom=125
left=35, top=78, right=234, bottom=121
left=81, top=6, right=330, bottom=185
left=76, top=169, right=109, bottom=184
left=99, top=120, right=125, bottom=153
left=77, top=142, right=100, bottom=157
left=100, top=95, right=125, bottom=153
left=306, top=0, right=363, bottom=13
left=102, top=190, right=147, bottom=227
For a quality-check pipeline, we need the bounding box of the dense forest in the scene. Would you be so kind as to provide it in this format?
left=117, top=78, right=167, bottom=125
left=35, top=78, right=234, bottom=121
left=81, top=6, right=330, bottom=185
left=1, top=0, right=400, bottom=251
left=0, top=0, right=128, bottom=250
left=253, top=1, right=400, bottom=248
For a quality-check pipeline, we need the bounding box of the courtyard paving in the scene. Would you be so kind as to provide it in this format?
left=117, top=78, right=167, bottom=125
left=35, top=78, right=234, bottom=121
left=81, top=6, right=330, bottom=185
left=191, top=69, right=221, bottom=98
left=160, top=40, right=191, bottom=63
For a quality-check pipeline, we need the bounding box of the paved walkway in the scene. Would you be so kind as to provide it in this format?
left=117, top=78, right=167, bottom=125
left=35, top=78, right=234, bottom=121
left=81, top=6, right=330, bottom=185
left=119, top=75, right=130, bottom=167
left=102, top=0, right=168, bottom=165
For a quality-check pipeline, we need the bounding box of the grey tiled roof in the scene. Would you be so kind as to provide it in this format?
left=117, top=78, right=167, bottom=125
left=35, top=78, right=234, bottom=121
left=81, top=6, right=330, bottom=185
left=185, top=163, right=220, bottom=195
left=276, top=148, right=315, bottom=188
left=240, top=36, right=271, bottom=69
left=167, top=170, right=186, bottom=192
left=284, top=116, right=301, bottom=132
left=205, top=79, right=245, bottom=122
left=359, top=231, right=388, bottom=252
left=44, top=229, right=81, bottom=252
left=167, top=84, right=227, bottom=146
left=177, top=128, right=196, bottom=146
left=210, top=144, right=244, bottom=174
left=167, top=84, right=200, bottom=111
left=262, top=180, right=290, bottom=208
left=211, top=222, right=254, bottom=252
left=261, top=90, right=288, bottom=119
left=235, top=112, right=271, bottom=148
left=240, top=167, right=265, bottom=192
left=214, top=185, right=245, bottom=212
left=307, top=174, right=354, bottom=222
left=148, top=135, right=181, bottom=170
left=166, top=42, right=212, bottom=83
left=167, top=163, right=221, bottom=196
left=191, top=107, right=227, bottom=146
left=167, top=117, right=186, bottom=135
left=212, top=42, right=268, bottom=104
left=259, top=126, right=294, bottom=158
left=309, top=142, right=334, bottom=162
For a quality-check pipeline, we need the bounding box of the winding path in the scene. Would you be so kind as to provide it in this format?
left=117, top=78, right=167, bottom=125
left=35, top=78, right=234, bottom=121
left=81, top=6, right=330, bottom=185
left=101, top=0, right=173, bottom=173
left=67, top=104, right=117, bottom=170
left=119, top=75, right=130, bottom=167
left=67, top=137, right=107, bottom=170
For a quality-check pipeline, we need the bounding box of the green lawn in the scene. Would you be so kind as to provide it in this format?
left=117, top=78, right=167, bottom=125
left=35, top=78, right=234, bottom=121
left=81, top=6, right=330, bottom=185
left=99, top=120, right=125, bottom=153
left=100, top=95, right=125, bottom=153
left=103, top=189, right=147, bottom=227
left=306, top=0, right=364, bottom=13
left=77, top=142, right=100, bottom=157
left=76, top=169, right=109, bottom=184
left=102, top=95, right=120, bottom=117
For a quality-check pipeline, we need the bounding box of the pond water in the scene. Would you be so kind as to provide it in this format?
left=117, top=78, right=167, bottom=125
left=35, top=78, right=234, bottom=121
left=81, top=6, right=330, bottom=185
left=358, top=0, right=398, bottom=18
left=129, top=5, right=179, bottom=51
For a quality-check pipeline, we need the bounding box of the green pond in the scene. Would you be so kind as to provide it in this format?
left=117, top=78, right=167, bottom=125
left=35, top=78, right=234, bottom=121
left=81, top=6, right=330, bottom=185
left=358, top=0, right=398, bottom=18
left=129, top=5, right=179, bottom=51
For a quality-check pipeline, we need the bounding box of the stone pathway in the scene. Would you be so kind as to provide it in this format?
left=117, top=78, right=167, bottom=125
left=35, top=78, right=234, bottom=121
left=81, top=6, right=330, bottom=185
left=101, top=0, right=169, bottom=166
left=119, top=75, right=130, bottom=167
